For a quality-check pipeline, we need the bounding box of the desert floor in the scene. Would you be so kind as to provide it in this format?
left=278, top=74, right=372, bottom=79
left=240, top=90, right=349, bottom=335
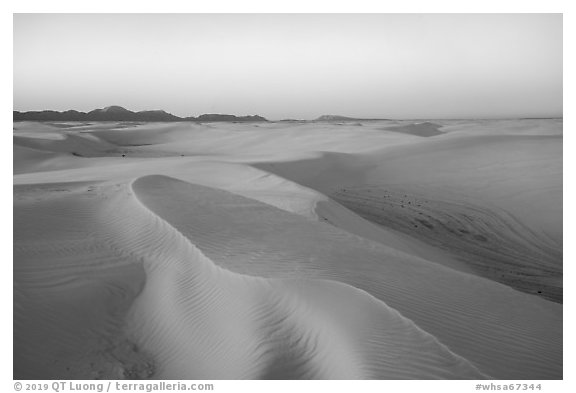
left=13, top=119, right=562, bottom=379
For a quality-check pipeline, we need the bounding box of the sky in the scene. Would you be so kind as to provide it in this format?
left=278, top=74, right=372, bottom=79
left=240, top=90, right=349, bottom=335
left=13, top=13, right=562, bottom=120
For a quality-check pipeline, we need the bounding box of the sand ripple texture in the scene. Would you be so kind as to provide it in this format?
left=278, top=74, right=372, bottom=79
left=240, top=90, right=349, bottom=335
left=15, top=176, right=488, bottom=379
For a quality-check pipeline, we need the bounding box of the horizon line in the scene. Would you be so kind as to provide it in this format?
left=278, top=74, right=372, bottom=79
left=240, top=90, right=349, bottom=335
left=12, top=106, right=563, bottom=122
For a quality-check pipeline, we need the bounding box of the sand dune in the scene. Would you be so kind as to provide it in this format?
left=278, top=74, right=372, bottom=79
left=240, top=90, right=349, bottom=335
left=128, top=176, right=562, bottom=379
left=13, top=119, right=562, bottom=379
left=380, top=121, right=444, bottom=137
left=14, top=176, right=487, bottom=379
left=256, top=131, right=562, bottom=302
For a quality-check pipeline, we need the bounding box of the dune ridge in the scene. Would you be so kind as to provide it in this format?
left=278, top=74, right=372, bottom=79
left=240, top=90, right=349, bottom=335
left=120, top=175, right=489, bottom=379
left=124, top=175, right=561, bottom=380
left=14, top=175, right=490, bottom=379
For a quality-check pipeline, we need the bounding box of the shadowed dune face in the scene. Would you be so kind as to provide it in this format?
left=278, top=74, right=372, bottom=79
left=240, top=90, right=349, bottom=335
left=330, top=186, right=562, bottom=302
left=256, top=131, right=563, bottom=304
left=380, top=121, right=444, bottom=137
left=13, top=119, right=562, bottom=379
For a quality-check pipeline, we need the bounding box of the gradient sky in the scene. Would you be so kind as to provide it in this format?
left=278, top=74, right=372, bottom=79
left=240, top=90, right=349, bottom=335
left=13, top=13, right=562, bottom=119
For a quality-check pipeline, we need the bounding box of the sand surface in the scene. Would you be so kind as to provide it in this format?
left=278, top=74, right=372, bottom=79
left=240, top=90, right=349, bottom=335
left=13, top=119, right=562, bottom=379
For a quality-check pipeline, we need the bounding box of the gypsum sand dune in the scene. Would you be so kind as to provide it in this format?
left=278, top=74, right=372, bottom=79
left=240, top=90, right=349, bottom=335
left=380, top=122, right=444, bottom=137
left=14, top=132, right=118, bottom=157
left=13, top=137, right=463, bottom=285
left=16, top=173, right=561, bottom=378
left=13, top=124, right=562, bottom=295
left=11, top=141, right=472, bottom=278
left=254, top=133, right=562, bottom=303
left=328, top=186, right=562, bottom=302
left=14, top=176, right=487, bottom=380
left=125, top=176, right=560, bottom=379
left=13, top=120, right=562, bottom=379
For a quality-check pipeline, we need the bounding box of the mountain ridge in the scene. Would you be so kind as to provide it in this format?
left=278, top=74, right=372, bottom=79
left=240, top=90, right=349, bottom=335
left=13, top=106, right=268, bottom=123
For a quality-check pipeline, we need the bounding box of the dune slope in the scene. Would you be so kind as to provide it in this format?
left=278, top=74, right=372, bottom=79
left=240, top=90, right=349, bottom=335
left=14, top=176, right=488, bottom=379
left=129, top=176, right=561, bottom=379
left=255, top=133, right=563, bottom=302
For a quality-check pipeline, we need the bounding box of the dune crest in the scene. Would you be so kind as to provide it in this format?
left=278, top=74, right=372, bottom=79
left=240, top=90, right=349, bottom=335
left=123, top=175, right=488, bottom=379
left=13, top=175, right=490, bottom=379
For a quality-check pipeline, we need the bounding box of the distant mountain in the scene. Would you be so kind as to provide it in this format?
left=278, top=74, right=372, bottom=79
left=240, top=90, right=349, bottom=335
left=86, top=106, right=140, bottom=121
left=134, top=110, right=181, bottom=122
left=315, top=115, right=390, bottom=121
left=96, top=105, right=132, bottom=114
left=189, top=114, right=268, bottom=122
left=13, top=110, right=88, bottom=121
left=13, top=106, right=268, bottom=123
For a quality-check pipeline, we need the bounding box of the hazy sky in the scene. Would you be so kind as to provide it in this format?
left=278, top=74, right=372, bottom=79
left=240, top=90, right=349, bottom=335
left=13, top=14, right=562, bottom=119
